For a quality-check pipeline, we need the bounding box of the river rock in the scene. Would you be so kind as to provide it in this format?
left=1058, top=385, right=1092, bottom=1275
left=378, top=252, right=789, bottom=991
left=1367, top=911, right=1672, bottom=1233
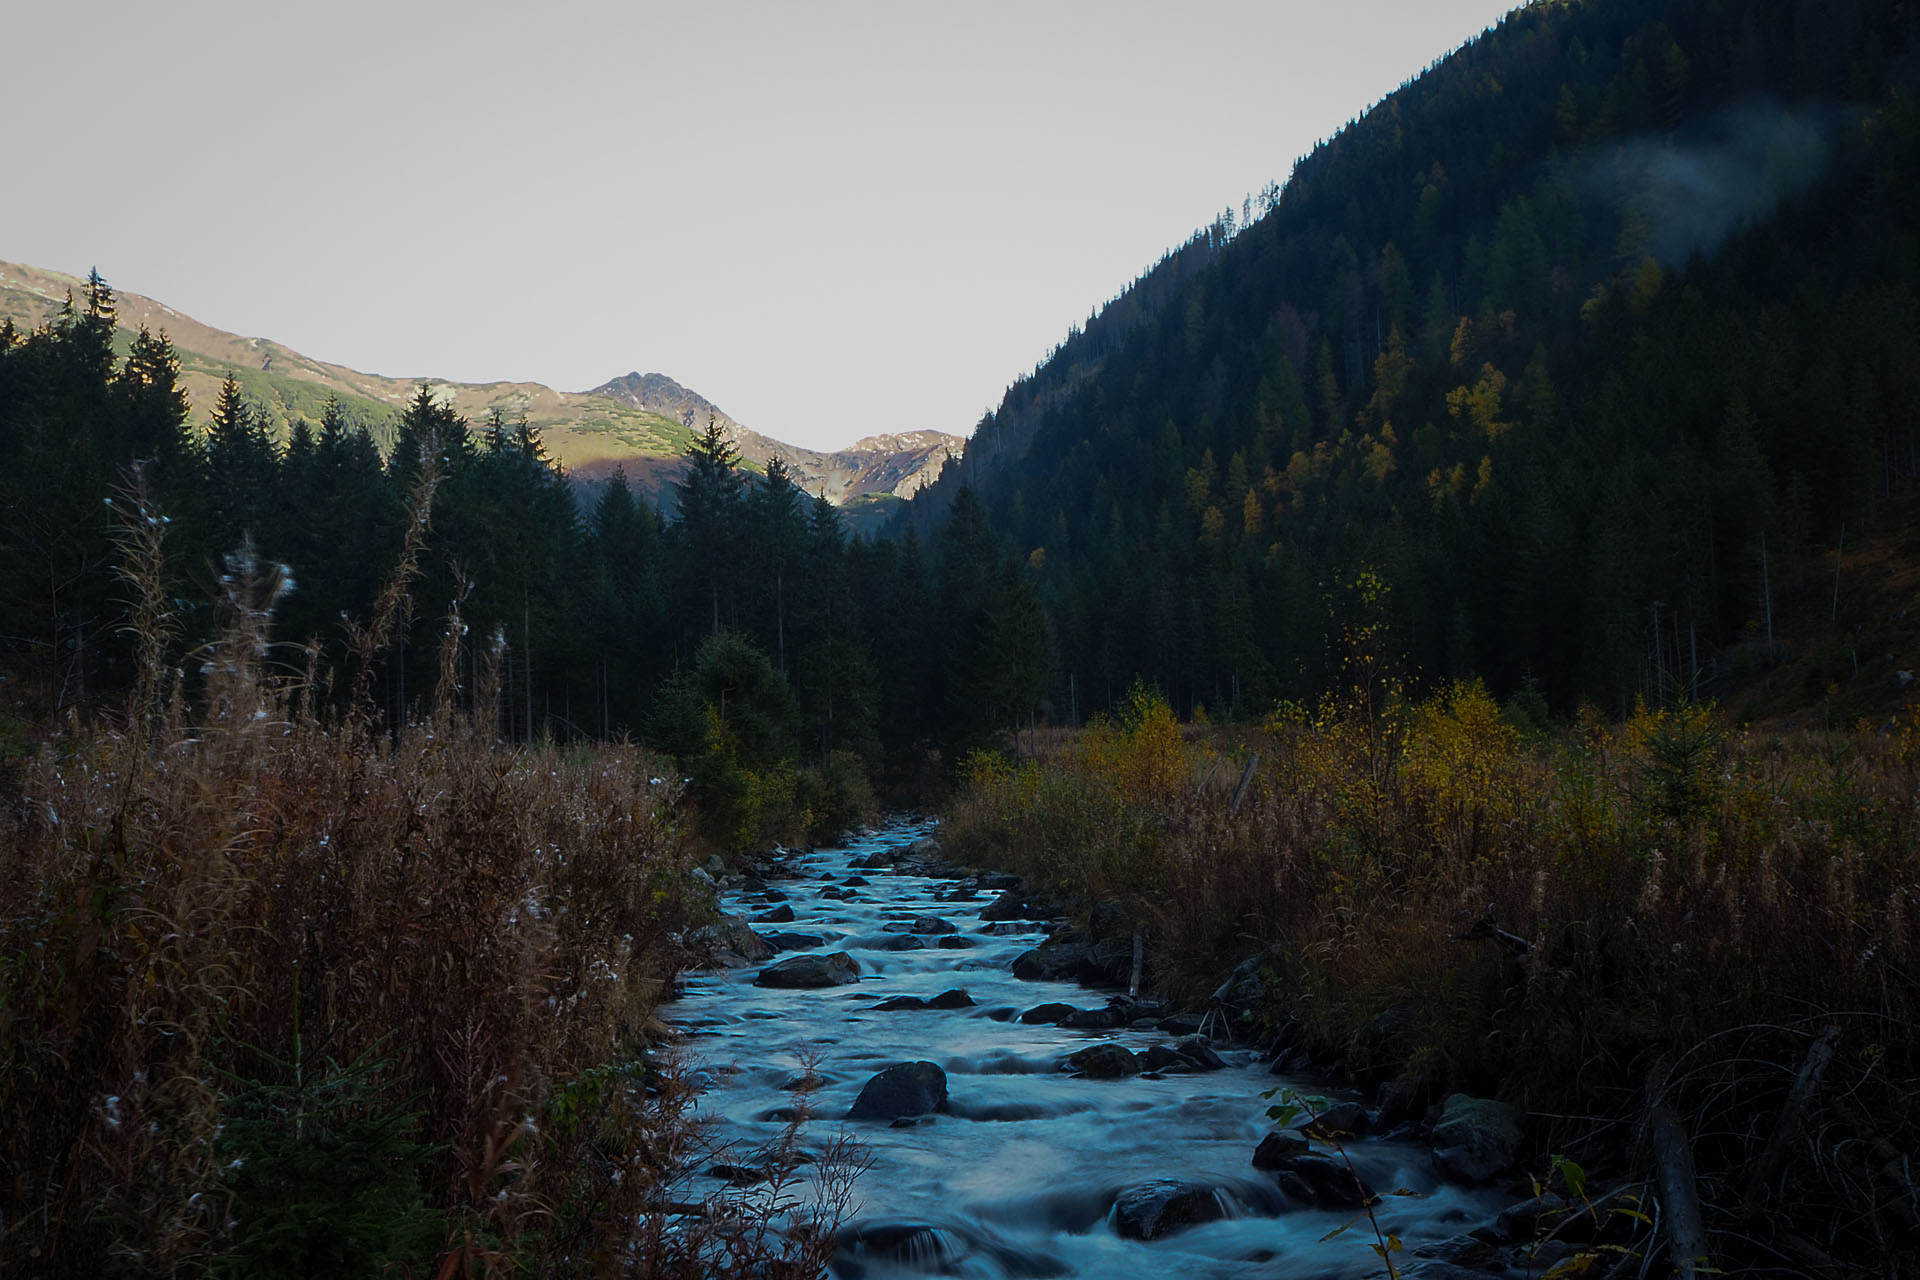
left=846, top=1061, right=948, bottom=1120
left=979, top=888, right=1036, bottom=922
left=687, top=914, right=776, bottom=966
left=1063, top=1006, right=1125, bottom=1029
left=1251, top=1130, right=1311, bottom=1168
left=843, top=875, right=869, bottom=886
left=876, top=934, right=928, bottom=951
left=1011, top=944, right=1084, bottom=981
left=1298, top=1100, right=1371, bottom=1139
left=760, top=931, right=826, bottom=951
left=1265, top=1151, right=1372, bottom=1208
left=1019, top=1002, right=1079, bottom=1025
left=1143, top=1043, right=1187, bottom=1072
left=755, top=951, right=860, bottom=988
left=1111, top=1180, right=1228, bottom=1240
left=836, top=1222, right=957, bottom=1269
left=926, top=988, right=975, bottom=1009
left=1172, top=1035, right=1226, bottom=1071
left=909, top=915, right=958, bottom=935
left=1064, top=1043, right=1140, bottom=1078
left=936, top=936, right=977, bottom=949
left=1013, top=937, right=1132, bottom=986
left=1431, top=1094, right=1523, bottom=1183
left=753, top=904, right=796, bottom=924
left=874, top=995, right=930, bottom=1011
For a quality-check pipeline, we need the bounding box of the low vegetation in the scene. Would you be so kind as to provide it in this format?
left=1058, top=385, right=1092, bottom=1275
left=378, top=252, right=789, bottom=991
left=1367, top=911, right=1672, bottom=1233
left=946, top=669, right=1920, bottom=1273
left=0, top=488, right=854, bottom=1277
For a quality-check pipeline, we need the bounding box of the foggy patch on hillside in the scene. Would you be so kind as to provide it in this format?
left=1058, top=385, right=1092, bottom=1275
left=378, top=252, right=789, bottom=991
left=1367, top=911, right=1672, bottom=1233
left=1590, top=98, right=1862, bottom=268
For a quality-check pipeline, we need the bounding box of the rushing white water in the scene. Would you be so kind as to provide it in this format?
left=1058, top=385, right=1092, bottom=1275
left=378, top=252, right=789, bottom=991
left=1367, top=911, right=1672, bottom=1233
left=670, top=818, right=1503, bottom=1279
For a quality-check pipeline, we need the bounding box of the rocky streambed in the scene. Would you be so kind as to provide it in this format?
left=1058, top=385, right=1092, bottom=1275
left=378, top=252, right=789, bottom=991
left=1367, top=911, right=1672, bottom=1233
left=669, top=818, right=1559, bottom=1279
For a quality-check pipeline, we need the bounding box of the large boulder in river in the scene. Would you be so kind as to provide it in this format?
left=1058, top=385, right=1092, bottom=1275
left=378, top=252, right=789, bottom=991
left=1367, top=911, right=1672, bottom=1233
left=1064, top=1043, right=1141, bottom=1078
left=835, top=1223, right=958, bottom=1270
left=979, top=888, right=1037, bottom=922
left=1110, top=1180, right=1228, bottom=1240
left=1298, top=1100, right=1371, bottom=1139
left=1265, top=1151, right=1372, bottom=1209
left=1431, top=1094, right=1523, bottom=1183
left=1012, top=937, right=1132, bottom=986
left=1171, top=1035, right=1227, bottom=1070
left=846, top=1061, right=948, bottom=1120
left=760, top=930, right=826, bottom=952
left=1251, top=1130, right=1311, bottom=1168
left=1019, top=1002, right=1079, bottom=1025
left=873, top=995, right=930, bottom=1011
left=754, top=952, right=861, bottom=988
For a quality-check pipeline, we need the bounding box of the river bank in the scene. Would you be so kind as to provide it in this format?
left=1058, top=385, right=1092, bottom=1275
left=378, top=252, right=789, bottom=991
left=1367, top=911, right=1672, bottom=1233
left=932, top=686, right=1920, bottom=1278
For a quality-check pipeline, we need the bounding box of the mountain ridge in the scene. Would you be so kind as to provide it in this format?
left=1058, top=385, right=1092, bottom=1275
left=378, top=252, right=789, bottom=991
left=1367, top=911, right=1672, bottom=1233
left=0, top=260, right=962, bottom=511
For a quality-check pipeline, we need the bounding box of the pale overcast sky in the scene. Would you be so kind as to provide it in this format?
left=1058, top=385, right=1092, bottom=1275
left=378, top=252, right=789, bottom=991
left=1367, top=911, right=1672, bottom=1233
left=8, top=0, right=1516, bottom=451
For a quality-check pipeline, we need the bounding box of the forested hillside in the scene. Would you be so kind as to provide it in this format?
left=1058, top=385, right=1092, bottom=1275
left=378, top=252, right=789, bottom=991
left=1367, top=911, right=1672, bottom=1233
left=912, top=0, right=1920, bottom=720
left=0, top=284, right=1047, bottom=844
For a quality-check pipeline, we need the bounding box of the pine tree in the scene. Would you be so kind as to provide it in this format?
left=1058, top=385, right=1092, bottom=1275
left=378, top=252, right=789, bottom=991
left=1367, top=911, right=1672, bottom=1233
left=673, top=416, right=745, bottom=638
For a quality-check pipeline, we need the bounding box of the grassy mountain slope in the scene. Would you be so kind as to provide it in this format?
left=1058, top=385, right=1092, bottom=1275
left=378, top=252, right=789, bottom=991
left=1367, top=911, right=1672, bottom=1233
left=0, top=261, right=959, bottom=509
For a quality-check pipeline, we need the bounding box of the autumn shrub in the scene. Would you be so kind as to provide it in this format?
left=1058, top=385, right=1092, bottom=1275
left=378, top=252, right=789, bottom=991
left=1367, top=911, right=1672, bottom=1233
left=794, top=749, right=880, bottom=847
left=944, top=678, right=1920, bottom=1269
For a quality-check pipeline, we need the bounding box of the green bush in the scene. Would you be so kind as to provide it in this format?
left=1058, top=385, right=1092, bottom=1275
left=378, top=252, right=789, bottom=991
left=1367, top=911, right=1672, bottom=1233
left=214, top=1038, right=441, bottom=1280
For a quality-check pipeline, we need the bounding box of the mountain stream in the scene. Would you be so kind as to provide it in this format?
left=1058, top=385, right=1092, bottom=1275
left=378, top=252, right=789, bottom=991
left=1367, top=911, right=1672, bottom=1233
left=669, top=817, right=1504, bottom=1279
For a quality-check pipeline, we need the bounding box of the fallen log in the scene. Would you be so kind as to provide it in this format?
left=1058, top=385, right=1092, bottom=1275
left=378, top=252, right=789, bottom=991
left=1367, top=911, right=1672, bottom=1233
left=1646, top=1062, right=1711, bottom=1280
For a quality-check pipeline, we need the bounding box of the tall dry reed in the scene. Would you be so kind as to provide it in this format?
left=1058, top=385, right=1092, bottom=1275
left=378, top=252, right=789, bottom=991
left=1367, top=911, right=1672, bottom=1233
left=0, top=469, right=853, bottom=1277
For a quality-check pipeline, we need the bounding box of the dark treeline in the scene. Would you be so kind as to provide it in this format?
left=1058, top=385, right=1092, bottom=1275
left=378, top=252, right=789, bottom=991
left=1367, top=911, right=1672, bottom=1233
left=910, top=0, right=1920, bottom=721
left=10, top=0, right=1920, bottom=815
left=0, top=289, right=1049, bottom=841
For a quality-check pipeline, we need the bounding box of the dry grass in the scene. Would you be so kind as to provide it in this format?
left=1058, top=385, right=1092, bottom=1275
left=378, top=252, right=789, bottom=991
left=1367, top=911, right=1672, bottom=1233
left=0, top=474, right=855, bottom=1277
left=945, top=681, right=1920, bottom=1272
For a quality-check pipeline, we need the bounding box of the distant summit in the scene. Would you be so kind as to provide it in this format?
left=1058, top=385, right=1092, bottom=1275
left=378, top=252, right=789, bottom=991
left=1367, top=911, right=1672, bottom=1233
left=584, top=370, right=963, bottom=508
left=586, top=371, right=741, bottom=434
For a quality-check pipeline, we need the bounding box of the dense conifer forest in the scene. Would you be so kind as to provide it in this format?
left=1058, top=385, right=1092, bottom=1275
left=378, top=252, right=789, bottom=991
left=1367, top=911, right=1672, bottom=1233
left=0, top=283, right=1057, bottom=846
left=7, top=0, right=1920, bottom=797
left=914, top=0, right=1920, bottom=721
